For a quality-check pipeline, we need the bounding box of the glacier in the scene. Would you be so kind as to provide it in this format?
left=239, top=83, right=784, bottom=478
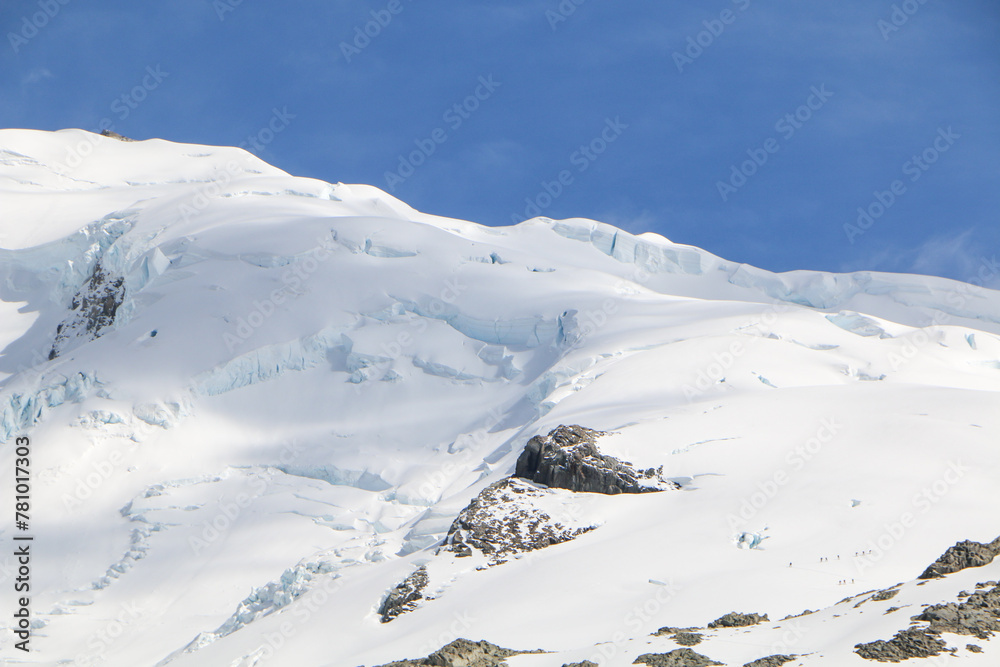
left=1, top=129, right=999, bottom=666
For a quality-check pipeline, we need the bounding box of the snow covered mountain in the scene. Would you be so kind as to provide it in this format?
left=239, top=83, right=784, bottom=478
left=1, top=128, right=999, bottom=667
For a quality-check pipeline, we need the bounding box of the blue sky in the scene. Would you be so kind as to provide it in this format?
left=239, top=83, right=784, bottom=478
left=2, top=0, right=998, bottom=286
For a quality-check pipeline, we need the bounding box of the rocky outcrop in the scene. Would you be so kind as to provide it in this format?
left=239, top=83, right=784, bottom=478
left=515, top=425, right=677, bottom=494
left=374, top=638, right=539, bottom=667
left=854, top=586, right=901, bottom=609
left=633, top=648, right=723, bottom=667
left=562, top=662, right=598, bottom=667
left=100, top=129, right=135, bottom=142
left=918, top=536, right=1000, bottom=579
left=671, top=632, right=703, bottom=646
left=707, top=611, right=769, bottom=628
left=856, top=583, right=1000, bottom=661
left=653, top=626, right=701, bottom=636
left=49, top=261, right=125, bottom=359
left=871, top=587, right=900, bottom=602
left=912, top=583, right=1000, bottom=639
left=442, top=477, right=595, bottom=564
left=742, top=657, right=798, bottom=667
left=854, top=627, right=947, bottom=662
left=378, top=566, right=428, bottom=623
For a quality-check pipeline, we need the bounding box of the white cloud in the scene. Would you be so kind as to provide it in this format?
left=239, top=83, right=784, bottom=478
left=22, top=68, right=54, bottom=85
left=909, top=229, right=999, bottom=287
left=839, top=229, right=999, bottom=289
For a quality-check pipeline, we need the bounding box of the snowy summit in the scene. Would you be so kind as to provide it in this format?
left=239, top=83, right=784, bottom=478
left=1, top=129, right=1000, bottom=666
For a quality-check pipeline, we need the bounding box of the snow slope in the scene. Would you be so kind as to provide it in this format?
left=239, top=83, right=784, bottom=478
left=1, top=128, right=999, bottom=666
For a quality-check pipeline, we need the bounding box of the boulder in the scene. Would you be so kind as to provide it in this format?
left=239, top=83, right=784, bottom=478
left=100, top=129, right=135, bottom=141
left=854, top=627, right=947, bottom=662
left=707, top=612, right=769, bottom=629
left=742, top=656, right=798, bottom=667
left=633, top=648, right=723, bottom=667
left=515, top=425, right=677, bottom=494
left=374, top=638, right=536, bottom=667
left=378, top=566, right=428, bottom=623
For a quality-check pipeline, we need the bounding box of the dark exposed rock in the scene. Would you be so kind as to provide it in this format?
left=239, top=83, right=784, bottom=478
left=378, top=566, right=428, bottom=623
left=653, top=627, right=701, bottom=636
left=671, top=632, right=703, bottom=646
left=633, top=648, right=723, bottom=666
left=442, top=477, right=595, bottom=564
left=854, top=584, right=1000, bottom=661
left=100, top=129, right=135, bottom=142
left=374, top=638, right=539, bottom=667
left=49, top=261, right=125, bottom=359
left=856, top=587, right=901, bottom=608
left=912, top=583, right=1000, bottom=639
left=562, top=662, right=599, bottom=667
left=707, top=612, right=769, bottom=629
left=854, top=627, right=947, bottom=662
left=742, top=656, right=797, bottom=667
left=913, top=602, right=1000, bottom=639
left=515, top=425, right=677, bottom=494
left=967, top=644, right=983, bottom=653
left=871, top=587, right=900, bottom=602
left=918, top=536, right=1000, bottom=579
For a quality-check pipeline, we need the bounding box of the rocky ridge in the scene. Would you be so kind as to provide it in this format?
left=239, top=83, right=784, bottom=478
left=515, top=425, right=678, bottom=494
left=371, top=638, right=539, bottom=667
left=378, top=567, right=429, bottom=623
left=855, top=544, right=1000, bottom=662
left=49, top=261, right=125, bottom=359
left=918, top=536, right=1000, bottom=580
left=442, top=477, right=595, bottom=564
